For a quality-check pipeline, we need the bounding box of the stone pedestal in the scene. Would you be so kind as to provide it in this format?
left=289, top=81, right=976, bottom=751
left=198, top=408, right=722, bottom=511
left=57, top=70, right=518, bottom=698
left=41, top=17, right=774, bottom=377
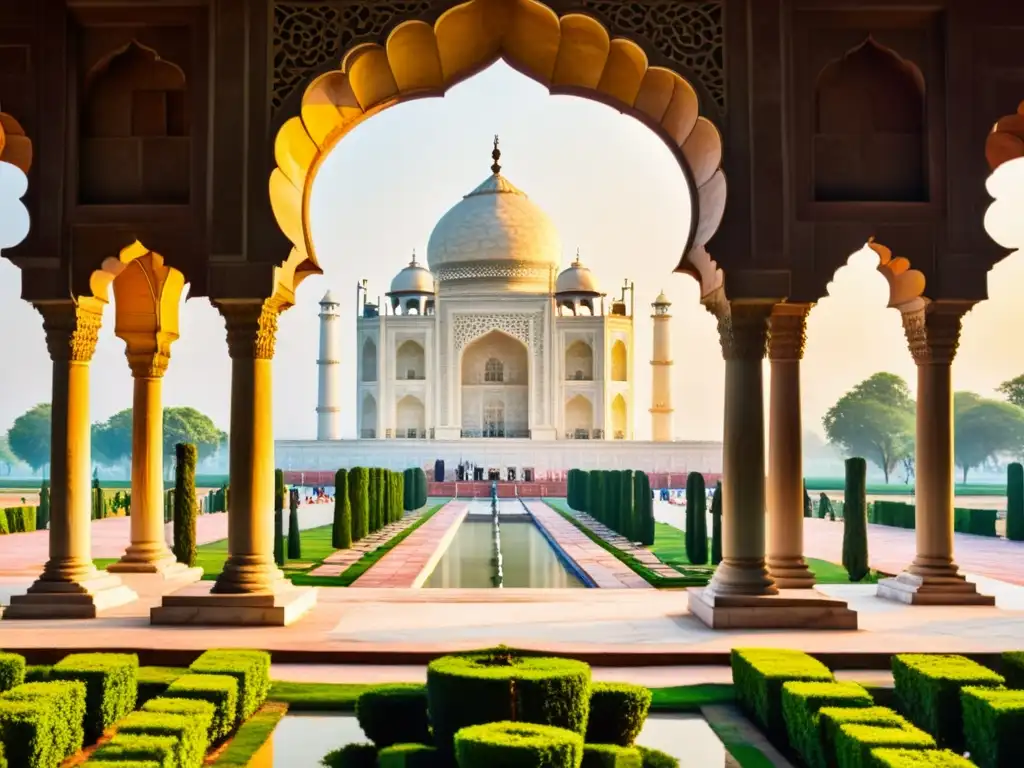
left=4, top=301, right=138, bottom=620
left=878, top=302, right=992, bottom=607
left=151, top=581, right=317, bottom=626
left=687, top=587, right=858, bottom=629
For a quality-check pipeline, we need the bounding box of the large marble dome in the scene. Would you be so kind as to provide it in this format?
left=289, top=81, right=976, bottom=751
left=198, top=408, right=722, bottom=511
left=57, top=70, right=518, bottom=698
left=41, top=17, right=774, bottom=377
left=427, top=139, right=562, bottom=292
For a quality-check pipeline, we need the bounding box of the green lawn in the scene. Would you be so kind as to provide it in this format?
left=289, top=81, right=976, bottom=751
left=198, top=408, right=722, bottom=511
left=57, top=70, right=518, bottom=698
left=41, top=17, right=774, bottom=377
left=650, top=521, right=880, bottom=585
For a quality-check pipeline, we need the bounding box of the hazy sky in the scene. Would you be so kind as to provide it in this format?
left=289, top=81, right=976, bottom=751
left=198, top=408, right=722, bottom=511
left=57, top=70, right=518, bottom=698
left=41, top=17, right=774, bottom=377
left=1, top=61, right=1023, bottom=444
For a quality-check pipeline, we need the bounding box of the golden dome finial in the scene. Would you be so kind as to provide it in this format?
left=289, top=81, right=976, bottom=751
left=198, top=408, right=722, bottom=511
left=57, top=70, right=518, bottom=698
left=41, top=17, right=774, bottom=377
left=491, top=134, right=501, bottom=175
left=573, top=247, right=582, bottom=267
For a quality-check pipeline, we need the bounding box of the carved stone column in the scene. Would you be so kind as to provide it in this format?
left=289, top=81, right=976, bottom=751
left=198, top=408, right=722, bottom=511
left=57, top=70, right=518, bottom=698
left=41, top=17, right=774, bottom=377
left=108, top=346, right=188, bottom=577
left=706, top=302, right=777, bottom=597
left=766, top=303, right=815, bottom=589
left=878, top=302, right=995, bottom=605
left=5, top=301, right=137, bottom=619
left=151, top=299, right=316, bottom=625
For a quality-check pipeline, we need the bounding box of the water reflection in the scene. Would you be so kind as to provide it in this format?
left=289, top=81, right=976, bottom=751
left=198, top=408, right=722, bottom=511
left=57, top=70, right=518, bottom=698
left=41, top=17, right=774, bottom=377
left=270, top=713, right=729, bottom=767
left=422, top=520, right=585, bottom=589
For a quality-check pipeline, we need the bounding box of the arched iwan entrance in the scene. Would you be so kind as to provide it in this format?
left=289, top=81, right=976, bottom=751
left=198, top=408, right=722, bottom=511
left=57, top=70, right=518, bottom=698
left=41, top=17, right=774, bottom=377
left=461, top=330, right=529, bottom=437
left=269, top=0, right=726, bottom=287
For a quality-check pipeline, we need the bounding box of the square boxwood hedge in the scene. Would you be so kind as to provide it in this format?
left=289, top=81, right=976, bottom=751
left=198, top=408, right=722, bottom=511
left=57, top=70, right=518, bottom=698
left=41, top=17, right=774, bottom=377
left=0, top=654, right=25, bottom=694
left=891, top=654, right=1004, bottom=750
left=1001, top=651, right=1024, bottom=690
left=137, top=667, right=186, bottom=708
left=731, top=648, right=833, bottom=741
left=3, top=680, right=87, bottom=759
left=116, top=710, right=209, bottom=768
left=835, top=723, right=935, bottom=768
left=142, top=697, right=216, bottom=746
left=82, top=762, right=163, bottom=768
left=51, top=652, right=138, bottom=742
left=781, top=681, right=874, bottom=768
left=584, top=683, right=651, bottom=747
left=960, top=685, right=1024, bottom=768
left=819, top=707, right=911, bottom=766
left=0, top=697, right=59, bottom=768
left=89, top=733, right=177, bottom=768
left=580, top=743, right=643, bottom=767
left=356, top=684, right=430, bottom=748
left=163, top=674, right=238, bottom=742
left=870, top=749, right=977, bottom=767
left=377, top=743, right=441, bottom=768
left=188, top=649, right=270, bottom=721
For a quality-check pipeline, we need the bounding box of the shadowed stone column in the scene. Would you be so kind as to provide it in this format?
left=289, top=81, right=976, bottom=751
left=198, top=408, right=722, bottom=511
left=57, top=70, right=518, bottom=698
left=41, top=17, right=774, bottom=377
left=878, top=302, right=995, bottom=605
left=766, top=303, right=815, bottom=589
left=5, top=301, right=137, bottom=619
left=706, top=301, right=777, bottom=598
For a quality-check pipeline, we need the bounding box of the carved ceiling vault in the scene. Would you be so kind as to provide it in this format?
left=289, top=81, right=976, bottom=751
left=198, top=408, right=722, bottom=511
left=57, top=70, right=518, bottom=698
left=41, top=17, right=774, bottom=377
left=271, top=1, right=725, bottom=113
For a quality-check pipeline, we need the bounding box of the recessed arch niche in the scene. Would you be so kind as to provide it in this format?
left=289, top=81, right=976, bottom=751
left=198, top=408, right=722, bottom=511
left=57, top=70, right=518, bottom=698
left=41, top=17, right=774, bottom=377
left=270, top=0, right=727, bottom=293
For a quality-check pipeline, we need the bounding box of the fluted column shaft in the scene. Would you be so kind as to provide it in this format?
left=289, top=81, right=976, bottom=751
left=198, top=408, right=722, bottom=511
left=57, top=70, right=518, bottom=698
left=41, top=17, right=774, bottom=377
left=766, top=303, right=815, bottom=589
left=706, top=302, right=777, bottom=597
left=211, top=301, right=285, bottom=594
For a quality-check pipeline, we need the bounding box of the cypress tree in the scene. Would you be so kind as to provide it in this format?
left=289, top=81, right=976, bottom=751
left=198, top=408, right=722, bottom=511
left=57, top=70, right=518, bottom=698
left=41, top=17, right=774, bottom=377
left=587, top=470, right=599, bottom=517
left=638, top=471, right=655, bottom=546
left=685, top=472, right=708, bottom=565
left=92, top=474, right=104, bottom=520
left=619, top=470, right=634, bottom=540
left=567, top=469, right=576, bottom=510
left=37, top=480, right=50, bottom=530
left=274, top=468, right=285, bottom=566
left=333, top=469, right=352, bottom=549
left=1008, top=463, right=1024, bottom=541
left=367, top=469, right=378, bottom=532
left=288, top=487, right=301, bottom=559
left=173, top=443, right=197, bottom=567
left=350, top=467, right=369, bottom=540
left=591, top=472, right=605, bottom=523
left=817, top=492, right=832, bottom=520
left=803, top=483, right=813, bottom=518
left=413, top=467, right=427, bottom=510
left=606, top=471, right=621, bottom=533
left=403, top=468, right=414, bottom=511
left=842, top=457, right=870, bottom=582
left=710, top=480, right=722, bottom=565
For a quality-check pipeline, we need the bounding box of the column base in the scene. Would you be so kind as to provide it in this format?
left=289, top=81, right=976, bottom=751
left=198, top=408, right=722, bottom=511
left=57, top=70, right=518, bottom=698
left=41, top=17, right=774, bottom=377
left=687, top=587, right=858, bottom=630
left=107, top=554, right=196, bottom=579
left=3, top=571, right=138, bottom=620
left=705, top=558, right=779, bottom=597
left=150, top=581, right=317, bottom=626
left=876, top=572, right=995, bottom=606
left=766, top=556, right=817, bottom=589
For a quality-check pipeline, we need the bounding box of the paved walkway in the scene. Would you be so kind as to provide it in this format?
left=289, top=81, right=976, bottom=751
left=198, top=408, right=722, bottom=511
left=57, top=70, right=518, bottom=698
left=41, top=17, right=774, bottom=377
left=309, top=512, right=424, bottom=577
left=349, top=502, right=468, bottom=588
left=524, top=501, right=651, bottom=588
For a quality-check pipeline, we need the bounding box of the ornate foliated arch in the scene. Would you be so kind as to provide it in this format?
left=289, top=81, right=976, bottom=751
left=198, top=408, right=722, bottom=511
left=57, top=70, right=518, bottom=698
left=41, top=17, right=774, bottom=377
left=0, top=113, right=32, bottom=175
left=270, top=0, right=727, bottom=295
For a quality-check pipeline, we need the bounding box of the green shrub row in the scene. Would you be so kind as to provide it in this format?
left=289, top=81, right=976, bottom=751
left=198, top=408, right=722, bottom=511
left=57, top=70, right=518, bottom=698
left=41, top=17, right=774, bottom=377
left=865, top=501, right=997, bottom=538
left=567, top=469, right=655, bottom=545
left=188, top=649, right=270, bottom=722
left=1008, top=462, right=1024, bottom=541
left=0, top=505, right=37, bottom=535
left=403, top=467, right=428, bottom=512
left=332, top=466, right=416, bottom=549
left=731, top=647, right=833, bottom=741
left=51, top=653, right=139, bottom=743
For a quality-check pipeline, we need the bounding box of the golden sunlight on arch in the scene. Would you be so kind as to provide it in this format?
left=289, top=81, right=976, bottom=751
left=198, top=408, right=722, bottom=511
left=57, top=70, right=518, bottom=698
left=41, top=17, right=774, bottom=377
left=271, top=0, right=726, bottom=294
left=0, top=113, right=33, bottom=175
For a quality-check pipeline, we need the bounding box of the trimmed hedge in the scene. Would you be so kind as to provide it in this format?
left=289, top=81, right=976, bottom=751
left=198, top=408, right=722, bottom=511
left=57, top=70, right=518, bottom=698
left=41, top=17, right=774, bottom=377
left=274, top=469, right=285, bottom=566
left=350, top=467, right=369, bottom=542
left=584, top=682, right=651, bottom=747
left=891, top=653, right=1004, bottom=749
left=4, top=506, right=37, bottom=533
left=0, top=697, right=56, bottom=768
left=321, top=742, right=378, bottom=768
left=116, top=710, right=209, bottom=768
left=731, top=648, right=833, bottom=741
left=637, top=746, right=678, bottom=768
left=141, top=697, right=215, bottom=749
left=953, top=508, right=998, bottom=537
left=842, top=457, right=869, bottom=582
left=870, top=749, right=977, bottom=767
left=1008, top=462, right=1024, bottom=541
left=781, top=681, right=873, bottom=768
left=189, top=649, right=270, bottom=721
left=426, top=650, right=590, bottom=757
left=960, top=685, right=1024, bottom=768
left=0, top=654, right=25, bottom=693
left=1001, top=651, right=1024, bottom=689
left=137, top=667, right=185, bottom=708
left=334, top=469, right=352, bottom=549
left=356, top=683, right=430, bottom=748
left=377, top=742, right=440, bottom=768
left=51, top=652, right=138, bottom=742
left=581, top=743, right=643, bottom=768
left=173, top=443, right=198, bottom=566
left=3, top=679, right=87, bottom=761
left=89, top=733, right=177, bottom=768
left=834, top=724, right=935, bottom=768
left=454, top=721, right=584, bottom=768
left=819, top=707, right=912, bottom=766
left=164, top=674, right=238, bottom=742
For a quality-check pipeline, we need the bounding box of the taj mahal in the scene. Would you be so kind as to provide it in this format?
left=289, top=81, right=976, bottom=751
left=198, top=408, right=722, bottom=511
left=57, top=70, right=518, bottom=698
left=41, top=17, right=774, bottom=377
left=275, top=140, right=723, bottom=481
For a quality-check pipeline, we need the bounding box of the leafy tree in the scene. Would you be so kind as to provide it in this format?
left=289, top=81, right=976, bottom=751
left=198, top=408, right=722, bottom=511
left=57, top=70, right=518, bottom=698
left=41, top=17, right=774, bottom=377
left=953, top=392, right=1024, bottom=482
left=822, top=373, right=915, bottom=483
left=91, top=406, right=226, bottom=476
left=997, top=374, right=1024, bottom=409
left=0, top=435, right=19, bottom=476
left=8, top=403, right=52, bottom=472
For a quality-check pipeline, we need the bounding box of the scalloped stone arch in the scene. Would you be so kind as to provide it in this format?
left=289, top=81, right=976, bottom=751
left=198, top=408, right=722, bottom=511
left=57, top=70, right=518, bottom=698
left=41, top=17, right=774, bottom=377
left=0, top=113, right=33, bottom=176
left=269, top=0, right=726, bottom=292
left=864, top=238, right=928, bottom=314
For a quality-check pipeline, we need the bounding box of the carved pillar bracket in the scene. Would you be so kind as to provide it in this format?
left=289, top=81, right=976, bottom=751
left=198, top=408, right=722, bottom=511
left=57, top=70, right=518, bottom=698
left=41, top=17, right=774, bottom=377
left=900, top=301, right=973, bottom=366
left=219, top=300, right=281, bottom=360
left=768, top=303, right=811, bottom=363
left=713, top=301, right=773, bottom=362
left=38, top=300, right=104, bottom=364
left=122, top=334, right=174, bottom=379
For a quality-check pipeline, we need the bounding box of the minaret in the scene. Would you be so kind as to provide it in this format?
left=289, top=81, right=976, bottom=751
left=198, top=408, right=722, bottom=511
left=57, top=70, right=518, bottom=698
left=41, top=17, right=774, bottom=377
left=650, top=291, right=673, bottom=442
left=316, top=290, right=342, bottom=440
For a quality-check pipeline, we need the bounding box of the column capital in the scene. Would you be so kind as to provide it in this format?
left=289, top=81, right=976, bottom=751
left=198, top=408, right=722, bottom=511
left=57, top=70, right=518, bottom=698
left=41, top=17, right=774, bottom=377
left=119, top=332, right=177, bottom=378
left=768, top=303, right=812, bottom=362
left=709, top=301, right=773, bottom=361
left=901, top=300, right=975, bottom=366
left=216, top=300, right=282, bottom=360
left=35, top=299, right=104, bottom=363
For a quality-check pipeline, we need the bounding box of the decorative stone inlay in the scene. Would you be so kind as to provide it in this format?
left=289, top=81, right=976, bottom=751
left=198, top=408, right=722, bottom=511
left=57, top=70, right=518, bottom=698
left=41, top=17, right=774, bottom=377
left=768, top=304, right=811, bottom=362
left=453, top=312, right=533, bottom=352
left=38, top=302, right=103, bottom=363
left=435, top=263, right=555, bottom=282
left=715, top=303, right=771, bottom=362
left=902, top=303, right=972, bottom=366
left=218, top=301, right=281, bottom=360
left=580, top=0, right=726, bottom=111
